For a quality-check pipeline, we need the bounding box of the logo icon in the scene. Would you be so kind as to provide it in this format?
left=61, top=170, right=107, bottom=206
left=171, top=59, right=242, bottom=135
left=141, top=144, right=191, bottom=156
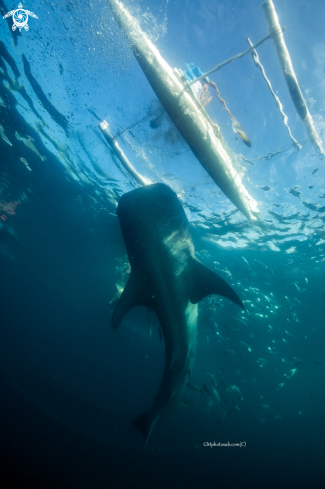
left=3, top=3, right=38, bottom=32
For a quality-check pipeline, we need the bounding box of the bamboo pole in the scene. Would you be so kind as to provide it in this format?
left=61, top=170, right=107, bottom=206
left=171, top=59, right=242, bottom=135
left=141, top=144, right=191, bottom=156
left=262, top=0, right=324, bottom=155
left=188, top=32, right=275, bottom=86
left=99, top=120, right=152, bottom=187
left=246, top=37, right=300, bottom=150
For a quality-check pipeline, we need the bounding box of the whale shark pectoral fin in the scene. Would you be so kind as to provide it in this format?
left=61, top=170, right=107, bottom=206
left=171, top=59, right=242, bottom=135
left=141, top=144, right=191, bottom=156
left=189, top=259, right=244, bottom=309
left=111, top=273, right=152, bottom=332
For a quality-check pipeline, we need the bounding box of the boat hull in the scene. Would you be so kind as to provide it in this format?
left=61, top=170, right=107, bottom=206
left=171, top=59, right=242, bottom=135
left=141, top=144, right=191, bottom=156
left=107, top=0, right=258, bottom=220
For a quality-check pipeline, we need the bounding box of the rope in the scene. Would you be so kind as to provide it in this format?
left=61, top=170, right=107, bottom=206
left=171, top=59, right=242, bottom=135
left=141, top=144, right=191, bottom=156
left=246, top=37, right=301, bottom=150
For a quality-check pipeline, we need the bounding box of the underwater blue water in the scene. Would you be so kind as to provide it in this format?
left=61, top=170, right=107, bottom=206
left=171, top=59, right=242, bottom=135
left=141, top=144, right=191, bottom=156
left=1, top=0, right=325, bottom=487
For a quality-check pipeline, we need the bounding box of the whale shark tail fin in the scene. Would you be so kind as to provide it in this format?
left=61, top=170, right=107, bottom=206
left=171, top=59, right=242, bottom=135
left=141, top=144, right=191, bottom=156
left=189, top=258, right=244, bottom=309
left=132, top=411, right=153, bottom=458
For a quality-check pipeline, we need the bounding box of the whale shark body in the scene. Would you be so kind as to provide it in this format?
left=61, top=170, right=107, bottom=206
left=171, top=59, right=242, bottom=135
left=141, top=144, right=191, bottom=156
left=112, top=184, right=243, bottom=454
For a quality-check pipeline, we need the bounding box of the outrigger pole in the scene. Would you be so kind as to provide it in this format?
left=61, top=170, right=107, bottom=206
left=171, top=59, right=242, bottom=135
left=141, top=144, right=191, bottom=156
left=188, top=0, right=324, bottom=156
left=262, top=0, right=324, bottom=155
left=99, top=120, right=152, bottom=187
left=188, top=31, right=279, bottom=86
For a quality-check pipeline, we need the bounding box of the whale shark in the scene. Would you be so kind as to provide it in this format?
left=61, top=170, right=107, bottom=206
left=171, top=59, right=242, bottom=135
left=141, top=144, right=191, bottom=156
left=112, top=183, right=244, bottom=454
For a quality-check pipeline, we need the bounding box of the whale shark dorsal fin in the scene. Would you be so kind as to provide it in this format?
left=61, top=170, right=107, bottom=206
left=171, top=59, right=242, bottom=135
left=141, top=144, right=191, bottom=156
left=189, top=258, right=244, bottom=309
left=112, top=273, right=153, bottom=331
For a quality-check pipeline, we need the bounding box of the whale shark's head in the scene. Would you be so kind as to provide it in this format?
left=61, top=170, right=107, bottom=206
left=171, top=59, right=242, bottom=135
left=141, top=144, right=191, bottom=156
left=117, top=183, right=179, bottom=216
left=117, top=183, right=188, bottom=235
left=116, top=183, right=192, bottom=264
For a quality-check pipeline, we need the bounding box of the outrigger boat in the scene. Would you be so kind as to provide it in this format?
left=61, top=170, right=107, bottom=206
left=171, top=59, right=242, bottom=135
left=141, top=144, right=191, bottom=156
left=104, top=0, right=324, bottom=219
left=105, top=0, right=258, bottom=220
